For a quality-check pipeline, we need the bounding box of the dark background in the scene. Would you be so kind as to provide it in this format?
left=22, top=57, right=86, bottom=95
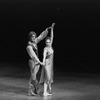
left=0, top=0, right=100, bottom=74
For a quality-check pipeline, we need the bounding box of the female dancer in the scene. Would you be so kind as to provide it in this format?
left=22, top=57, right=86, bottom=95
left=39, top=23, right=55, bottom=96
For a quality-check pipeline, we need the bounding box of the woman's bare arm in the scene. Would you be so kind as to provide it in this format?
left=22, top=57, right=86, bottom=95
left=43, top=48, right=47, bottom=65
left=50, top=23, right=55, bottom=45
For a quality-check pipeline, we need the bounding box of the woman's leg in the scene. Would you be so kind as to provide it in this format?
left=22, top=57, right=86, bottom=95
left=48, top=83, right=52, bottom=94
left=43, top=82, right=52, bottom=96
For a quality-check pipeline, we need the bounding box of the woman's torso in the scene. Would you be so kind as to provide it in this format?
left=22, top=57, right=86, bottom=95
left=45, top=47, right=54, bottom=61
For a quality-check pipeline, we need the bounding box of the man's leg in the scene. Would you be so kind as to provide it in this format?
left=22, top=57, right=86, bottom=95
left=29, top=62, right=40, bottom=94
left=28, top=60, right=37, bottom=95
left=32, top=64, right=40, bottom=94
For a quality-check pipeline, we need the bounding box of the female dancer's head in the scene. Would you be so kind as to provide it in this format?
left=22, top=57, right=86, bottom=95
left=45, top=37, right=51, bottom=47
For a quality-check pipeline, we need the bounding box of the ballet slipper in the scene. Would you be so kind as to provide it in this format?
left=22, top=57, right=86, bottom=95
left=43, top=92, right=52, bottom=96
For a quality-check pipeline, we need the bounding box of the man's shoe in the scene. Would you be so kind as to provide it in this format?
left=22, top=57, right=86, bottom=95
left=28, top=90, right=37, bottom=96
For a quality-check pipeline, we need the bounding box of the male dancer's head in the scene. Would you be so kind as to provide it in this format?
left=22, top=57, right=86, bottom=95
left=29, top=31, right=37, bottom=42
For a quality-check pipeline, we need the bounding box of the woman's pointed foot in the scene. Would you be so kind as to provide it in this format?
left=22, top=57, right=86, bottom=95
left=43, top=92, right=52, bottom=96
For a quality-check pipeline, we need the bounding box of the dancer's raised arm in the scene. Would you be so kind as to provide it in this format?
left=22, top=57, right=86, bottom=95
left=50, top=23, right=55, bottom=46
left=36, top=28, right=48, bottom=43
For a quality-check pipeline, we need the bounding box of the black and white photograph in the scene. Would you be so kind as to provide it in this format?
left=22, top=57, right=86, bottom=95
left=0, top=0, right=100, bottom=100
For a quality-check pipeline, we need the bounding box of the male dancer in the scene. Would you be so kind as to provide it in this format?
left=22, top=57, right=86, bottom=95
left=26, top=28, right=49, bottom=96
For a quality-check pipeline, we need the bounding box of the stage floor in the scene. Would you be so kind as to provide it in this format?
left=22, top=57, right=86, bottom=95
left=0, top=63, right=100, bottom=100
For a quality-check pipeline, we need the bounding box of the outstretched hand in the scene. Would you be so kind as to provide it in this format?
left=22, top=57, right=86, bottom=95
left=46, top=26, right=52, bottom=30
left=41, top=62, right=45, bottom=66
left=46, top=23, right=55, bottom=30
left=39, top=62, right=43, bottom=65
left=39, top=62, right=44, bottom=66
left=51, top=23, right=55, bottom=28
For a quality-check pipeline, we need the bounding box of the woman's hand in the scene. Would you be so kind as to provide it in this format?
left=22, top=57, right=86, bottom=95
left=38, top=61, right=43, bottom=65
left=52, top=23, right=55, bottom=28
left=39, top=62, right=45, bottom=66
left=42, top=62, right=46, bottom=66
